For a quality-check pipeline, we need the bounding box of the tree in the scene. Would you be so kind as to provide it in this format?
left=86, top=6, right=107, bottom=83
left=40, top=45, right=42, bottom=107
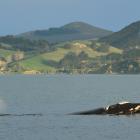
left=78, top=51, right=88, bottom=60
left=59, top=52, right=79, bottom=69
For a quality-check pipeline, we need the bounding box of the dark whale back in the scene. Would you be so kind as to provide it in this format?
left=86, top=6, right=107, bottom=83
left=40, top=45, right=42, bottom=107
left=106, top=103, right=140, bottom=114
left=69, top=102, right=140, bottom=115
left=70, top=108, right=106, bottom=115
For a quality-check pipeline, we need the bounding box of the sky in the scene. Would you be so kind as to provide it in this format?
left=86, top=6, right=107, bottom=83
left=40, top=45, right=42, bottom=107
left=0, top=0, right=140, bottom=35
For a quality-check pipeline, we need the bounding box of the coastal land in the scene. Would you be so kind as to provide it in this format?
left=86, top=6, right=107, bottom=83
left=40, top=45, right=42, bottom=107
left=0, top=21, right=140, bottom=74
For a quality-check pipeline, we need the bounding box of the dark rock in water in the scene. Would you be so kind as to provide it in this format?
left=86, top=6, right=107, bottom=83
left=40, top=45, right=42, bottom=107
left=70, top=102, right=140, bottom=115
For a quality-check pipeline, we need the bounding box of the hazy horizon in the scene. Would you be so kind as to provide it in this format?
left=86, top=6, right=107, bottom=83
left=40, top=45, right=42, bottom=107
left=0, top=0, right=140, bottom=36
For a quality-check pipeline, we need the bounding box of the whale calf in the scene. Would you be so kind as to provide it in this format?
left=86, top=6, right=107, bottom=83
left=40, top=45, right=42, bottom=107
left=70, top=102, right=140, bottom=115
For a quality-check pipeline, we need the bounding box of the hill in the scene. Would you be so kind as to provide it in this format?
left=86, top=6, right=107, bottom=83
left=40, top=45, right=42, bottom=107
left=0, top=35, right=51, bottom=52
left=100, top=21, right=140, bottom=49
left=18, top=22, right=113, bottom=43
left=17, top=41, right=122, bottom=73
left=1, top=38, right=139, bottom=74
left=1, top=21, right=140, bottom=74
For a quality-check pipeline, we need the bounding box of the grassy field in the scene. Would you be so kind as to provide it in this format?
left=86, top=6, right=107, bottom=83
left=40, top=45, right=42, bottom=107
left=19, top=55, right=56, bottom=72
left=18, top=41, right=122, bottom=72
left=108, top=47, right=123, bottom=54
left=0, top=49, right=15, bottom=57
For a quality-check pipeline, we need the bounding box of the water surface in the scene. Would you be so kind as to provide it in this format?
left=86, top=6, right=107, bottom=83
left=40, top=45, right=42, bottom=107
left=0, top=75, right=140, bottom=140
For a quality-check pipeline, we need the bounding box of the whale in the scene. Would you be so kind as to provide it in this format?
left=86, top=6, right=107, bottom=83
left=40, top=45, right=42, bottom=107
left=70, top=101, right=140, bottom=115
left=0, top=113, right=42, bottom=117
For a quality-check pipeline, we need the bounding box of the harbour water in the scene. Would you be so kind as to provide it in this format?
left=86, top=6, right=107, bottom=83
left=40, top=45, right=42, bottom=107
left=0, top=75, right=140, bottom=140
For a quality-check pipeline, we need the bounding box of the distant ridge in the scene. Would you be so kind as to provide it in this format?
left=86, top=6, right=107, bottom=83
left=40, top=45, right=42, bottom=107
left=18, top=21, right=113, bottom=43
left=100, top=21, right=140, bottom=49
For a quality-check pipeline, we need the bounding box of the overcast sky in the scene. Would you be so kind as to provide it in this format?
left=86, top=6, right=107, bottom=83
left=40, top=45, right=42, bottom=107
left=0, top=0, right=140, bottom=35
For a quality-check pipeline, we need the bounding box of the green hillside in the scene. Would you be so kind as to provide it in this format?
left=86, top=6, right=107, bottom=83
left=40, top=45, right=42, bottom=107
left=19, top=22, right=113, bottom=43
left=100, top=21, right=140, bottom=49
left=0, top=35, right=50, bottom=52
left=0, top=21, right=140, bottom=74
left=17, top=41, right=122, bottom=73
left=0, top=38, right=139, bottom=74
left=0, top=48, right=15, bottom=57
